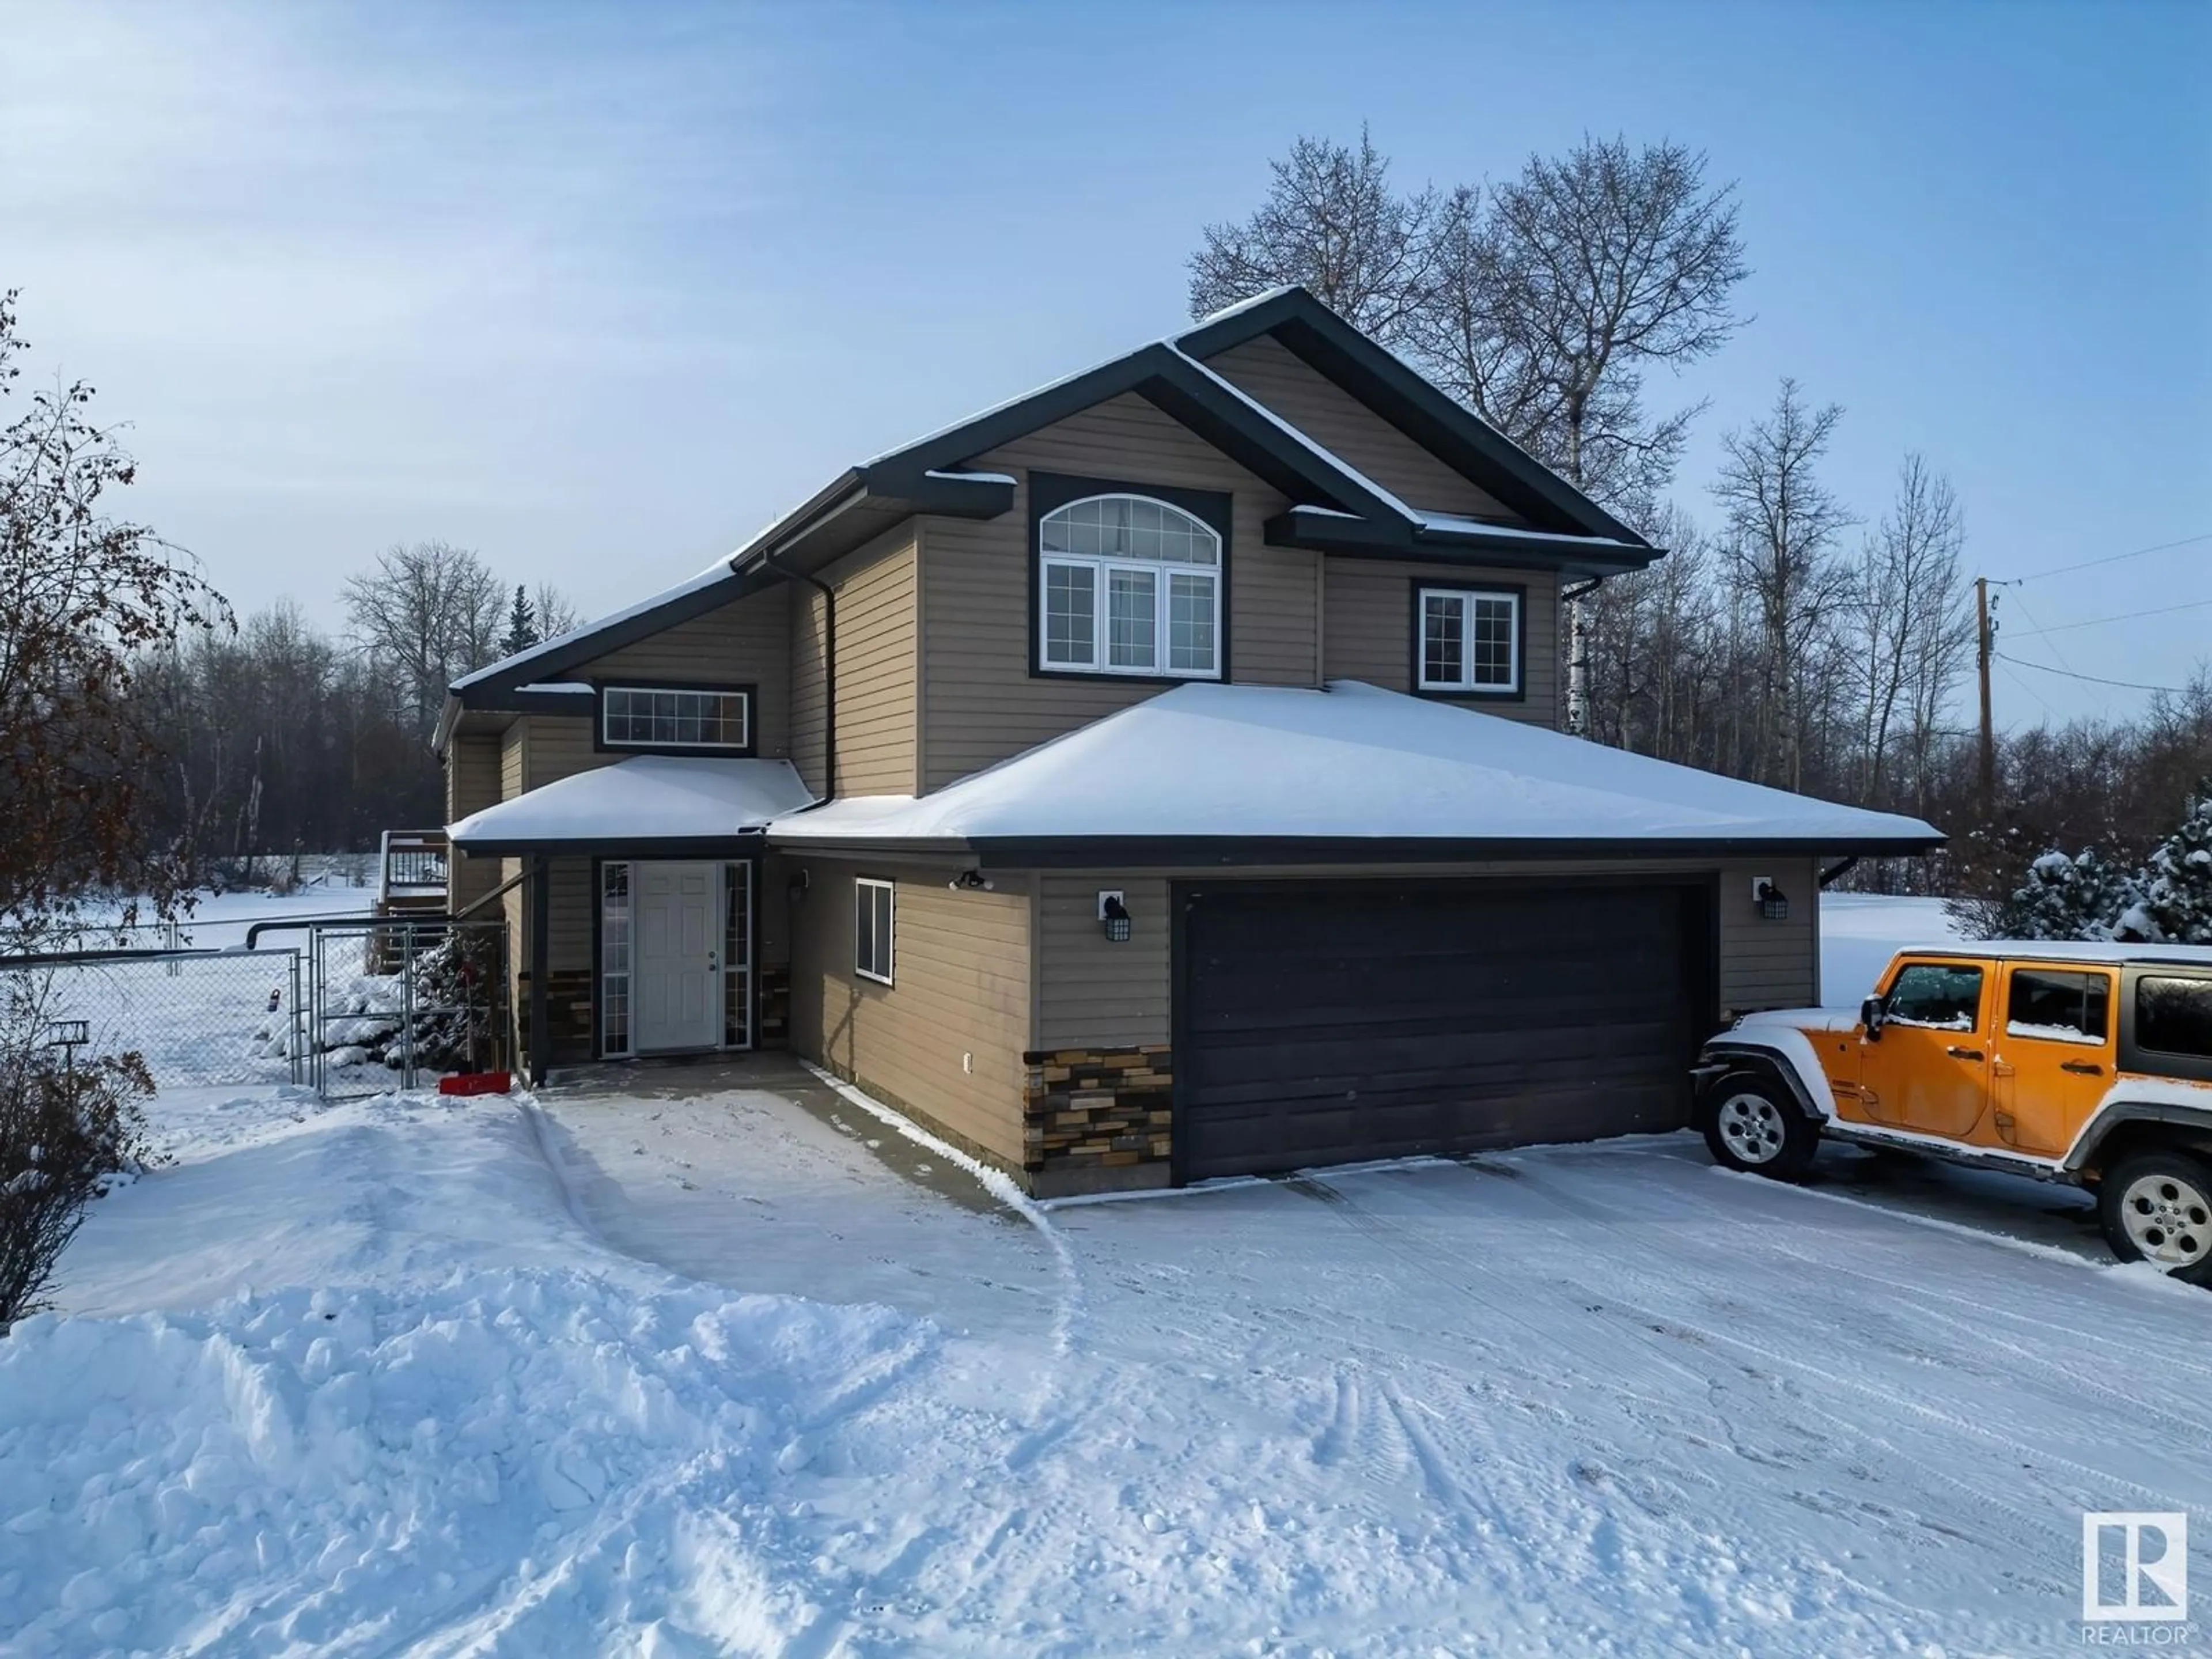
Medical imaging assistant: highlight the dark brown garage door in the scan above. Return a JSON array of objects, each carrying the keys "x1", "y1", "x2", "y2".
[{"x1": 1177, "y1": 880, "x2": 1710, "y2": 1181}]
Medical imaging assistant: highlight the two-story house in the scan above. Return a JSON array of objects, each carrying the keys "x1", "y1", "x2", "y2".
[{"x1": 438, "y1": 286, "x2": 1941, "y2": 1197}]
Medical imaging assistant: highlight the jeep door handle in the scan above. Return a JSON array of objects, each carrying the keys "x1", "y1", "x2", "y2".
[
  {"x1": 2060, "y1": 1059, "x2": 2103, "y2": 1075},
  {"x1": 1946, "y1": 1046, "x2": 1983, "y2": 1061}
]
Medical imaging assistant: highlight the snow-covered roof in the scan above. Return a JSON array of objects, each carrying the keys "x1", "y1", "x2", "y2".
[
  {"x1": 450, "y1": 565, "x2": 736, "y2": 693},
  {"x1": 1416, "y1": 510, "x2": 1647, "y2": 553},
  {"x1": 449, "y1": 756, "x2": 815, "y2": 851},
  {"x1": 768, "y1": 681, "x2": 1943, "y2": 851}
]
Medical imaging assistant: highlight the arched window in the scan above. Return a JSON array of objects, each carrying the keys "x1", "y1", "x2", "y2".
[{"x1": 1037, "y1": 494, "x2": 1222, "y2": 678}]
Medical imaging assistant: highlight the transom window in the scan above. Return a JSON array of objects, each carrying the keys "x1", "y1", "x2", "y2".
[
  {"x1": 1417, "y1": 587, "x2": 1521, "y2": 694},
  {"x1": 1038, "y1": 494, "x2": 1222, "y2": 679},
  {"x1": 602, "y1": 685, "x2": 749, "y2": 750}
]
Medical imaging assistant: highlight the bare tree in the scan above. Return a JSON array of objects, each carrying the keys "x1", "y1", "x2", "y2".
[
  {"x1": 1712, "y1": 379, "x2": 1857, "y2": 791},
  {"x1": 531, "y1": 583, "x2": 580, "y2": 642},
  {"x1": 342, "y1": 540, "x2": 503, "y2": 748},
  {"x1": 1187, "y1": 127, "x2": 1447, "y2": 341},
  {"x1": 0, "y1": 291, "x2": 230, "y2": 949},
  {"x1": 1847, "y1": 455, "x2": 1972, "y2": 809}
]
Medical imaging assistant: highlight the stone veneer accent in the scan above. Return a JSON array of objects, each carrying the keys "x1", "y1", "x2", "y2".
[
  {"x1": 755, "y1": 965, "x2": 791, "y2": 1048},
  {"x1": 1022, "y1": 1045, "x2": 1173, "y2": 1177}
]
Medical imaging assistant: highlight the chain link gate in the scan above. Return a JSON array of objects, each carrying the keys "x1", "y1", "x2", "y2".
[{"x1": 307, "y1": 918, "x2": 510, "y2": 1101}]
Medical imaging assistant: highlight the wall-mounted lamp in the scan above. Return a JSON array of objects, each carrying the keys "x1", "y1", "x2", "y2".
[
  {"x1": 1752, "y1": 876, "x2": 1790, "y2": 922},
  {"x1": 1098, "y1": 890, "x2": 1131, "y2": 944},
  {"x1": 787, "y1": 869, "x2": 810, "y2": 903},
  {"x1": 949, "y1": 869, "x2": 994, "y2": 892}
]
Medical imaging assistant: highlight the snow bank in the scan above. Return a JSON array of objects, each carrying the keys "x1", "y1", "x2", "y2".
[{"x1": 0, "y1": 1274, "x2": 916, "y2": 1656}]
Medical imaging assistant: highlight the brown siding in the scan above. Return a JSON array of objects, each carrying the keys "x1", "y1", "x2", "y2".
[
  {"x1": 1323, "y1": 556, "x2": 1562, "y2": 728},
  {"x1": 816, "y1": 528, "x2": 920, "y2": 797},
  {"x1": 789, "y1": 860, "x2": 1033, "y2": 1169},
  {"x1": 790, "y1": 582, "x2": 828, "y2": 795},
  {"x1": 577, "y1": 585, "x2": 793, "y2": 759},
  {"x1": 1036, "y1": 859, "x2": 1824, "y2": 1050},
  {"x1": 445, "y1": 732, "x2": 503, "y2": 914},
  {"x1": 1207, "y1": 335, "x2": 1515, "y2": 518},
  {"x1": 921, "y1": 393, "x2": 1319, "y2": 790}
]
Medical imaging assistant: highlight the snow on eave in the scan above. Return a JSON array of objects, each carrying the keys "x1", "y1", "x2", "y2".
[
  {"x1": 1185, "y1": 283, "x2": 1305, "y2": 329},
  {"x1": 1165, "y1": 345, "x2": 1416, "y2": 521},
  {"x1": 514, "y1": 681, "x2": 593, "y2": 696},
  {"x1": 450, "y1": 565, "x2": 737, "y2": 692},
  {"x1": 449, "y1": 754, "x2": 816, "y2": 847},
  {"x1": 925, "y1": 469, "x2": 1017, "y2": 486},
  {"x1": 1416, "y1": 510, "x2": 1646, "y2": 552},
  {"x1": 767, "y1": 680, "x2": 1944, "y2": 849}
]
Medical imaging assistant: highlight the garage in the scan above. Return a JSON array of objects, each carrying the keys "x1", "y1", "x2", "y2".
[{"x1": 1175, "y1": 879, "x2": 1715, "y2": 1181}]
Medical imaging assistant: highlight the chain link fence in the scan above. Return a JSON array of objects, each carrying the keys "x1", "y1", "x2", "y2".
[
  {"x1": 0, "y1": 949, "x2": 305, "y2": 1092},
  {"x1": 1, "y1": 917, "x2": 509, "y2": 1101}
]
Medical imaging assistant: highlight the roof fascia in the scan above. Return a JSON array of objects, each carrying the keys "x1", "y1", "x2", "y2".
[
  {"x1": 1264, "y1": 509, "x2": 1660, "y2": 576},
  {"x1": 766, "y1": 832, "x2": 1946, "y2": 865},
  {"x1": 1179, "y1": 290, "x2": 1649, "y2": 547},
  {"x1": 450, "y1": 831, "x2": 771, "y2": 858}
]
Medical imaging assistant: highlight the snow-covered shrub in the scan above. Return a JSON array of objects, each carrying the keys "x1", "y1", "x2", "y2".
[
  {"x1": 0, "y1": 1010, "x2": 158, "y2": 1330},
  {"x1": 397, "y1": 930, "x2": 501, "y2": 1073},
  {"x1": 1990, "y1": 847, "x2": 2140, "y2": 941},
  {"x1": 2118, "y1": 787, "x2": 2212, "y2": 943}
]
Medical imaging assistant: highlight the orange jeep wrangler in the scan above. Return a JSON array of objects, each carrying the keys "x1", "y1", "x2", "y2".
[{"x1": 1693, "y1": 943, "x2": 2212, "y2": 1283}]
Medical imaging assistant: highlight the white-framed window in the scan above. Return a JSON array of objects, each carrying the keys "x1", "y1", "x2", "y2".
[
  {"x1": 1416, "y1": 587, "x2": 1521, "y2": 694},
  {"x1": 600, "y1": 860, "x2": 632, "y2": 1057},
  {"x1": 855, "y1": 877, "x2": 895, "y2": 986},
  {"x1": 602, "y1": 685, "x2": 750, "y2": 749},
  {"x1": 1038, "y1": 494, "x2": 1221, "y2": 678}
]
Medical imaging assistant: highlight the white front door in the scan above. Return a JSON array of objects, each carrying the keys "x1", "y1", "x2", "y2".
[{"x1": 634, "y1": 862, "x2": 718, "y2": 1052}]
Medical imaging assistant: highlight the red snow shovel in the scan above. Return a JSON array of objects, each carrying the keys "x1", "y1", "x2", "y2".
[{"x1": 438, "y1": 1071, "x2": 513, "y2": 1097}]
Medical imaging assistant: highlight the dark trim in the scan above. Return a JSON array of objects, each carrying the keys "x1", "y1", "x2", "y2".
[
  {"x1": 505, "y1": 686, "x2": 599, "y2": 717},
  {"x1": 2066, "y1": 1101, "x2": 2212, "y2": 1172},
  {"x1": 1026, "y1": 472, "x2": 1234, "y2": 686},
  {"x1": 589, "y1": 677, "x2": 759, "y2": 759},
  {"x1": 452, "y1": 565, "x2": 786, "y2": 709},
  {"x1": 768, "y1": 832, "x2": 1948, "y2": 866},
  {"x1": 1819, "y1": 855, "x2": 1861, "y2": 889},
  {"x1": 1264, "y1": 507, "x2": 1657, "y2": 577},
  {"x1": 1169, "y1": 878, "x2": 1194, "y2": 1188},
  {"x1": 454, "y1": 831, "x2": 770, "y2": 858},
  {"x1": 1178, "y1": 291, "x2": 1648, "y2": 547},
  {"x1": 528, "y1": 853, "x2": 550, "y2": 1085},
  {"x1": 1407, "y1": 579, "x2": 1528, "y2": 704}
]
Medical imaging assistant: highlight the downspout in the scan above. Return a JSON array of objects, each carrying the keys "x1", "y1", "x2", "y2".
[
  {"x1": 1562, "y1": 576, "x2": 1604, "y2": 738},
  {"x1": 756, "y1": 548, "x2": 836, "y2": 806}
]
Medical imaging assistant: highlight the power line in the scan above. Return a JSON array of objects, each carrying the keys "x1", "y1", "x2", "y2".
[
  {"x1": 1994, "y1": 650, "x2": 2188, "y2": 695},
  {"x1": 2005, "y1": 593, "x2": 2212, "y2": 639},
  {"x1": 1999, "y1": 530, "x2": 2212, "y2": 586},
  {"x1": 1993, "y1": 657, "x2": 2055, "y2": 720}
]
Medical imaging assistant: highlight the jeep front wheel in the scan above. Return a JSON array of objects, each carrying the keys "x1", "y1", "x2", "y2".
[
  {"x1": 2100, "y1": 1150, "x2": 2212, "y2": 1286},
  {"x1": 1700, "y1": 1074, "x2": 1820, "y2": 1180}
]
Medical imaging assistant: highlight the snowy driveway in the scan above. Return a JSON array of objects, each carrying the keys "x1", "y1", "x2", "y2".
[
  {"x1": 528, "y1": 1063, "x2": 2212, "y2": 1657},
  {"x1": 9, "y1": 1052, "x2": 2208, "y2": 1657}
]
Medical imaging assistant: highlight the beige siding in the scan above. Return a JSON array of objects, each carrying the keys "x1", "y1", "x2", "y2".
[
  {"x1": 790, "y1": 582, "x2": 828, "y2": 794},
  {"x1": 1718, "y1": 855, "x2": 1821, "y2": 1013},
  {"x1": 921, "y1": 393, "x2": 1319, "y2": 790},
  {"x1": 1324, "y1": 556, "x2": 1562, "y2": 727},
  {"x1": 811, "y1": 528, "x2": 920, "y2": 797},
  {"x1": 1036, "y1": 860, "x2": 1824, "y2": 1050},
  {"x1": 789, "y1": 860, "x2": 1033, "y2": 1168},
  {"x1": 445, "y1": 732, "x2": 503, "y2": 914},
  {"x1": 577, "y1": 585, "x2": 793, "y2": 758},
  {"x1": 1208, "y1": 335, "x2": 1514, "y2": 518}
]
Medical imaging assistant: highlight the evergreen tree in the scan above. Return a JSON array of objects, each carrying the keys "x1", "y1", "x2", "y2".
[
  {"x1": 1993, "y1": 849, "x2": 2131, "y2": 940},
  {"x1": 2120, "y1": 786, "x2": 2212, "y2": 943},
  {"x1": 499, "y1": 584, "x2": 537, "y2": 658}
]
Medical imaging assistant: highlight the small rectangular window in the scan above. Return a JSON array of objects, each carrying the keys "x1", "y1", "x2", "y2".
[
  {"x1": 2005, "y1": 968, "x2": 2110, "y2": 1044},
  {"x1": 2137, "y1": 976, "x2": 2212, "y2": 1058},
  {"x1": 602, "y1": 686, "x2": 750, "y2": 751},
  {"x1": 1416, "y1": 587, "x2": 1520, "y2": 694},
  {"x1": 855, "y1": 877, "x2": 895, "y2": 986}
]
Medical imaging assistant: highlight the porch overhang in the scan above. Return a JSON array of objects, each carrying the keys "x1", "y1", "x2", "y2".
[{"x1": 449, "y1": 755, "x2": 816, "y2": 857}]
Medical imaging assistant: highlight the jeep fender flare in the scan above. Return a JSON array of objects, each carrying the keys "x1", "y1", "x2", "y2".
[
  {"x1": 2062, "y1": 1098, "x2": 2212, "y2": 1174},
  {"x1": 1698, "y1": 1037, "x2": 1835, "y2": 1125}
]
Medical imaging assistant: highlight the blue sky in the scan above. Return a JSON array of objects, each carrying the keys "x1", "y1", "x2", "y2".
[{"x1": 6, "y1": 0, "x2": 2207, "y2": 727}]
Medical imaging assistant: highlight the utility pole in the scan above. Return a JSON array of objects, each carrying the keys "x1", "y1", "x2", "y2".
[{"x1": 1975, "y1": 575, "x2": 1995, "y2": 821}]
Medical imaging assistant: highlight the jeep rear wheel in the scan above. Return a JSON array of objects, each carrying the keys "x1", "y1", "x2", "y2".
[
  {"x1": 1700, "y1": 1073, "x2": 1820, "y2": 1180},
  {"x1": 2099, "y1": 1150, "x2": 2212, "y2": 1286}
]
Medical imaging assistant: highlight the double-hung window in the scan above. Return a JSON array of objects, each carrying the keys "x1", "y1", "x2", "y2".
[
  {"x1": 1038, "y1": 494, "x2": 1221, "y2": 678},
  {"x1": 855, "y1": 877, "x2": 895, "y2": 986},
  {"x1": 602, "y1": 685, "x2": 751, "y2": 750},
  {"x1": 1416, "y1": 587, "x2": 1521, "y2": 695}
]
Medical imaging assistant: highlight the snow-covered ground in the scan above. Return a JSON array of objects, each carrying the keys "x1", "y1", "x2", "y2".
[{"x1": 5, "y1": 894, "x2": 2207, "y2": 1657}]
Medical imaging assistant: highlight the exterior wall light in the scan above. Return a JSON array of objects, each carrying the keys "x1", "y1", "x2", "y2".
[
  {"x1": 1099, "y1": 891, "x2": 1132, "y2": 944},
  {"x1": 950, "y1": 869, "x2": 994, "y2": 892},
  {"x1": 1752, "y1": 876, "x2": 1790, "y2": 922}
]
